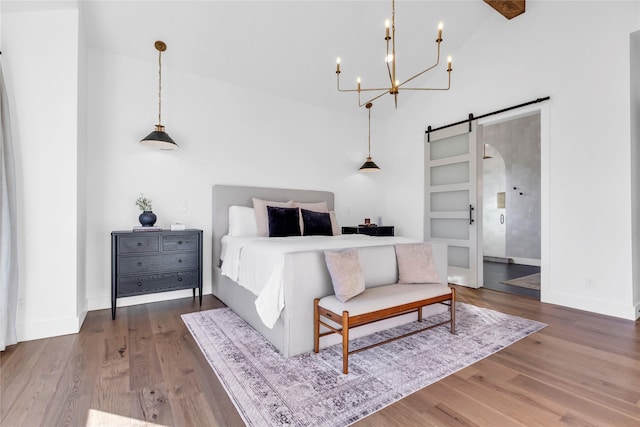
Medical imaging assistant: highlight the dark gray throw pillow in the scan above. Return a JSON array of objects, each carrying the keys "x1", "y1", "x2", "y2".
[
  {"x1": 301, "y1": 208, "x2": 333, "y2": 236},
  {"x1": 267, "y1": 206, "x2": 301, "y2": 237}
]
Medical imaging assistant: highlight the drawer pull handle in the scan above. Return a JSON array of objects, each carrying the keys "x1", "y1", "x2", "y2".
[
  {"x1": 137, "y1": 282, "x2": 142, "y2": 287},
  {"x1": 137, "y1": 262, "x2": 142, "y2": 267},
  {"x1": 178, "y1": 259, "x2": 182, "y2": 263},
  {"x1": 178, "y1": 278, "x2": 183, "y2": 282},
  {"x1": 137, "y1": 242, "x2": 142, "y2": 247},
  {"x1": 178, "y1": 241, "x2": 183, "y2": 245}
]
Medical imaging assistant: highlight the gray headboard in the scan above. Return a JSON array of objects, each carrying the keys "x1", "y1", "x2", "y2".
[{"x1": 212, "y1": 185, "x2": 335, "y2": 267}]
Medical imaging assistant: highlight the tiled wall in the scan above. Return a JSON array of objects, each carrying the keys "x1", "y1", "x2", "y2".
[{"x1": 482, "y1": 113, "x2": 541, "y2": 261}]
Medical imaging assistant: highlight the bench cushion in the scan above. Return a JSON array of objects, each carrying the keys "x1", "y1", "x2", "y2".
[{"x1": 318, "y1": 283, "x2": 452, "y2": 317}]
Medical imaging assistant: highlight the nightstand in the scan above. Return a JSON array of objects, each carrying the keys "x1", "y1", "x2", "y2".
[
  {"x1": 341, "y1": 225, "x2": 395, "y2": 236},
  {"x1": 111, "y1": 229, "x2": 203, "y2": 319}
]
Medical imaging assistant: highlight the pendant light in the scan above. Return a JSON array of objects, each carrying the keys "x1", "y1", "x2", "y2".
[
  {"x1": 141, "y1": 40, "x2": 177, "y2": 149},
  {"x1": 359, "y1": 102, "x2": 381, "y2": 172}
]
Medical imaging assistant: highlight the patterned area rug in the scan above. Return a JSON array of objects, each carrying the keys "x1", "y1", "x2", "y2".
[
  {"x1": 182, "y1": 303, "x2": 546, "y2": 427},
  {"x1": 501, "y1": 273, "x2": 541, "y2": 290}
]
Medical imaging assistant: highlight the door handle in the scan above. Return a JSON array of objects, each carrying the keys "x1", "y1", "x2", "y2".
[
  {"x1": 469, "y1": 204, "x2": 475, "y2": 225},
  {"x1": 500, "y1": 214, "x2": 505, "y2": 224}
]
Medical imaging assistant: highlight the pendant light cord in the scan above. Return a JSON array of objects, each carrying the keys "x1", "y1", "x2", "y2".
[
  {"x1": 366, "y1": 102, "x2": 373, "y2": 157},
  {"x1": 368, "y1": 107, "x2": 371, "y2": 156},
  {"x1": 157, "y1": 49, "x2": 162, "y2": 126}
]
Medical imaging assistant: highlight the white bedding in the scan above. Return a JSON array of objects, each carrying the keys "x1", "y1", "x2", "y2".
[{"x1": 220, "y1": 234, "x2": 416, "y2": 328}]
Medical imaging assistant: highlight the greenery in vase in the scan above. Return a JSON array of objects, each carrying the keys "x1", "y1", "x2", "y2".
[{"x1": 135, "y1": 194, "x2": 153, "y2": 211}]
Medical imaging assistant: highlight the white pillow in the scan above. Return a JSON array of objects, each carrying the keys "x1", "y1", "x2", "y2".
[
  {"x1": 294, "y1": 201, "x2": 329, "y2": 212},
  {"x1": 324, "y1": 248, "x2": 365, "y2": 302},
  {"x1": 329, "y1": 211, "x2": 341, "y2": 236},
  {"x1": 394, "y1": 243, "x2": 440, "y2": 284},
  {"x1": 228, "y1": 205, "x2": 258, "y2": 237}
]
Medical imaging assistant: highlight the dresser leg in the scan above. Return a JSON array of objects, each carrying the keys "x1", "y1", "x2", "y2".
[{"x1": 111, "y1": 303, "x2": 116, "y2": 320}]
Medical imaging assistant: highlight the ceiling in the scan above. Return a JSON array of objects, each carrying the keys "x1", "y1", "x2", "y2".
[{"x1": 6, "y1": 1, "x2": 499, "y2": 114}]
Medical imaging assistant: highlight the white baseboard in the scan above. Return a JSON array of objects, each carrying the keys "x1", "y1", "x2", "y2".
[
  {"x1": 511, "y1": 257, "x2": 541, "y2": 267},
  {"x1": 543, "y1": 290, "x2": 638, "y2": 321},
  {"x1": 17, "y1": 315, "x2": 82, "y2": 342},
  {"x1": 88, "y1": 283, "x2": 212, "y2": 313}
]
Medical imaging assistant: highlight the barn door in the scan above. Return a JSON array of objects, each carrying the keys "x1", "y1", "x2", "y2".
[{"x1": 424, "y1": 122, "x2": 481, "y2": 287}]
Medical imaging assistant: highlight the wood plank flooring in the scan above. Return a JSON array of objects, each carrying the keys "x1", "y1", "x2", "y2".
[{"x1": 1, "y1": 287, "x2": 639, "y2": 426}]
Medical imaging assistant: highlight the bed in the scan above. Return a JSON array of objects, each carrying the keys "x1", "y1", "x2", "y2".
[{"x1": 212, "y1": 184, "x2": 448, "y2": 357}]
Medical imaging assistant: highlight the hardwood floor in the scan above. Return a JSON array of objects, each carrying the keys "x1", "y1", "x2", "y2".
[{"x1": 2, "y1": 287, "x2": 639, "y2": 426}]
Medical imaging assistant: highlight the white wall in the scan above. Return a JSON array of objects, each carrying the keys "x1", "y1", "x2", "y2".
[
  {"x1": 631, "y1": 30, "x2": 640, "y2": 319},
  {"x1": 2, "y1": 6, "x2": 85, "y2": 339},
  {"x1": 84, "y1": 49, "x2": 386, "y2": 311},
  {"x1": 384, "y1": 1, "x2": 639, "y2": 320}
]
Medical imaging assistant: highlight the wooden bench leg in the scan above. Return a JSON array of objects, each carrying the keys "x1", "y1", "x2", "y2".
[
  {"x1": 450, "y1": 287, "x2": 456, "y2": 334},
  {"x1": 314, "y1": 298, "x2": 320, "y2": 353},
  {"x1": 342, "y1": 310, "x2": 349, "y2": 374}
]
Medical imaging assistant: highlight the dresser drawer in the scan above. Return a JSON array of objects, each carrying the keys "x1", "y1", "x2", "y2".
[
  {"x1": 117, "y1": 270, "x2": 199, "y2": 297},
  {"x1": 118, "y1": 253, "x2": 198, "y2": 274},
  {"x1": 118, "y1": 235, "x2": 160, "y2": 254},
  {"x1": 162, "y1": 234, "x2": 198, "y2": 252}
]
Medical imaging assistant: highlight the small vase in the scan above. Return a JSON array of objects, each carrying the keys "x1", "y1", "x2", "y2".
[{"x1": 139, "y1": 211, "x2": 157, "y2": 227}]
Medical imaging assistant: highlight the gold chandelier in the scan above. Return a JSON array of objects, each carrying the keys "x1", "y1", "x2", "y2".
[{"x1": 335, "y1": 0, "x2": 453, "y2": 108}]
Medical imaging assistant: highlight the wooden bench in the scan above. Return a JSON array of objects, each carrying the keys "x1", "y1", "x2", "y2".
[{"x1": 314, "y1": 283, "x2": 455, "y2": 374}]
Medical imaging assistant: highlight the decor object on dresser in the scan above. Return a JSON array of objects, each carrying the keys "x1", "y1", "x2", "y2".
[
  {"x1": 140, "y1": 40, "x2": 177, "y2": 149},
  {"x1": 335, "y1": 0, "x2": 453, "y2": 108},
  {"x1": 111, "y1": 229, "x2": 202, "y2": 319},
  {"x1": 182, "y1": 303, "x2": 546, "y2": 427},
  {"x1": 359, "y1": 102, "x2": 380, "y2": 172},
  {"x1": 342, "y1": 225, "x2": 394, "y2": 236},
  {"x1": 135, "y1": 193, "x2": 157, "y2": 227}
]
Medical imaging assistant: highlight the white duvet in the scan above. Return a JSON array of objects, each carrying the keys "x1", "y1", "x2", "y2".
[{"x1": 220, "y1": 234, "x2": 415, "y2": 328}]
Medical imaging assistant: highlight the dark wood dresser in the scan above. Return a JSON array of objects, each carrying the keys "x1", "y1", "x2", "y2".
[{"x1": 111, "y1": 229, "x2": 203, "y2": 319}]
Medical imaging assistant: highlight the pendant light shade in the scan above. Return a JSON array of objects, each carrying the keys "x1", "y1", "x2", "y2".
[
  {"x1": 359, "y1": 156, "x2": 380, "y2": 172},
  {"x1": 141, "y1": 40, "x2": 178, "y2": 150},
  {"x1": 359, "y1": 102, "x2": 380, "y2": 172},
  {"x1": 141, "y1": 125, "x2": 177, "y2": 149}
]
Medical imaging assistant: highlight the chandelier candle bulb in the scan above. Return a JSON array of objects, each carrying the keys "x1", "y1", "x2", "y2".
[
  {"x1": 336, "y1": 57, "x2": 341, "y2": 73},
  {"x1": 447, "y1": 55, "x2": 452, "y2": 71},
  {"x1": 438, "y1": 22, "x2": 443, "y2": 41},
  {"x1": 385, "y1": 19, "x2": 390, "y2": 39},
  {"x1": 357, "y1": 77, "x2": 361, "y2": 91}
]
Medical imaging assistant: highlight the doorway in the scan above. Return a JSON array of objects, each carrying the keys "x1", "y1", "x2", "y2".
[
  {"x1": 480, "y1": 112, "x2": 541, "y2": 299},
  {"x1": 424, "y1": 102, "x2": 548, "y2": 299}
]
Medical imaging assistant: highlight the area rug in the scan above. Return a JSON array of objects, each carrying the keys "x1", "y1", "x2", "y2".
[
  {"x1": 182, "y1": 303, "x2": 546, "y2": 427},
  {"x1": 500, "y1": 273, "x2": 541, "y2": 290}
]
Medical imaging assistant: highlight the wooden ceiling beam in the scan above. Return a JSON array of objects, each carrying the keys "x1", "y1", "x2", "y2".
[{"x1": 483, "y1": 0, "x2": 526, "y2": 20}]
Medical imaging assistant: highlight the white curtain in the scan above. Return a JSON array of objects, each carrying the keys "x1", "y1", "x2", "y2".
[{"x1": 0, "y1": 61, "x2": 18, "y2": 351}]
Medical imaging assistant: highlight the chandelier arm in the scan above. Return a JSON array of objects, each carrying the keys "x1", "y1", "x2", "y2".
[
  {"x1": 397, "y1": 44, "x2": 441, "y2": 88},
  {"x1": 338, "y1": 73, "x2": 390, "y2": 93},
  {"x1": 399, "y1": 68, "x2": 451, "y2": 91},
  {"x1": 361, "y1": 90, "x2": 391, "y2": 107},
  {"x1": 339, "y1": 87, "x2": 392, "y2": 93},
  {"x1": 385, "y1": 38, "x2": 394, "y2": 87}
]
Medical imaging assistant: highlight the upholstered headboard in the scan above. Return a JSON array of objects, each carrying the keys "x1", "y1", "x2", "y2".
[{"x1": 212, "y1": 184, "x2": 335, "y2": 267}]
